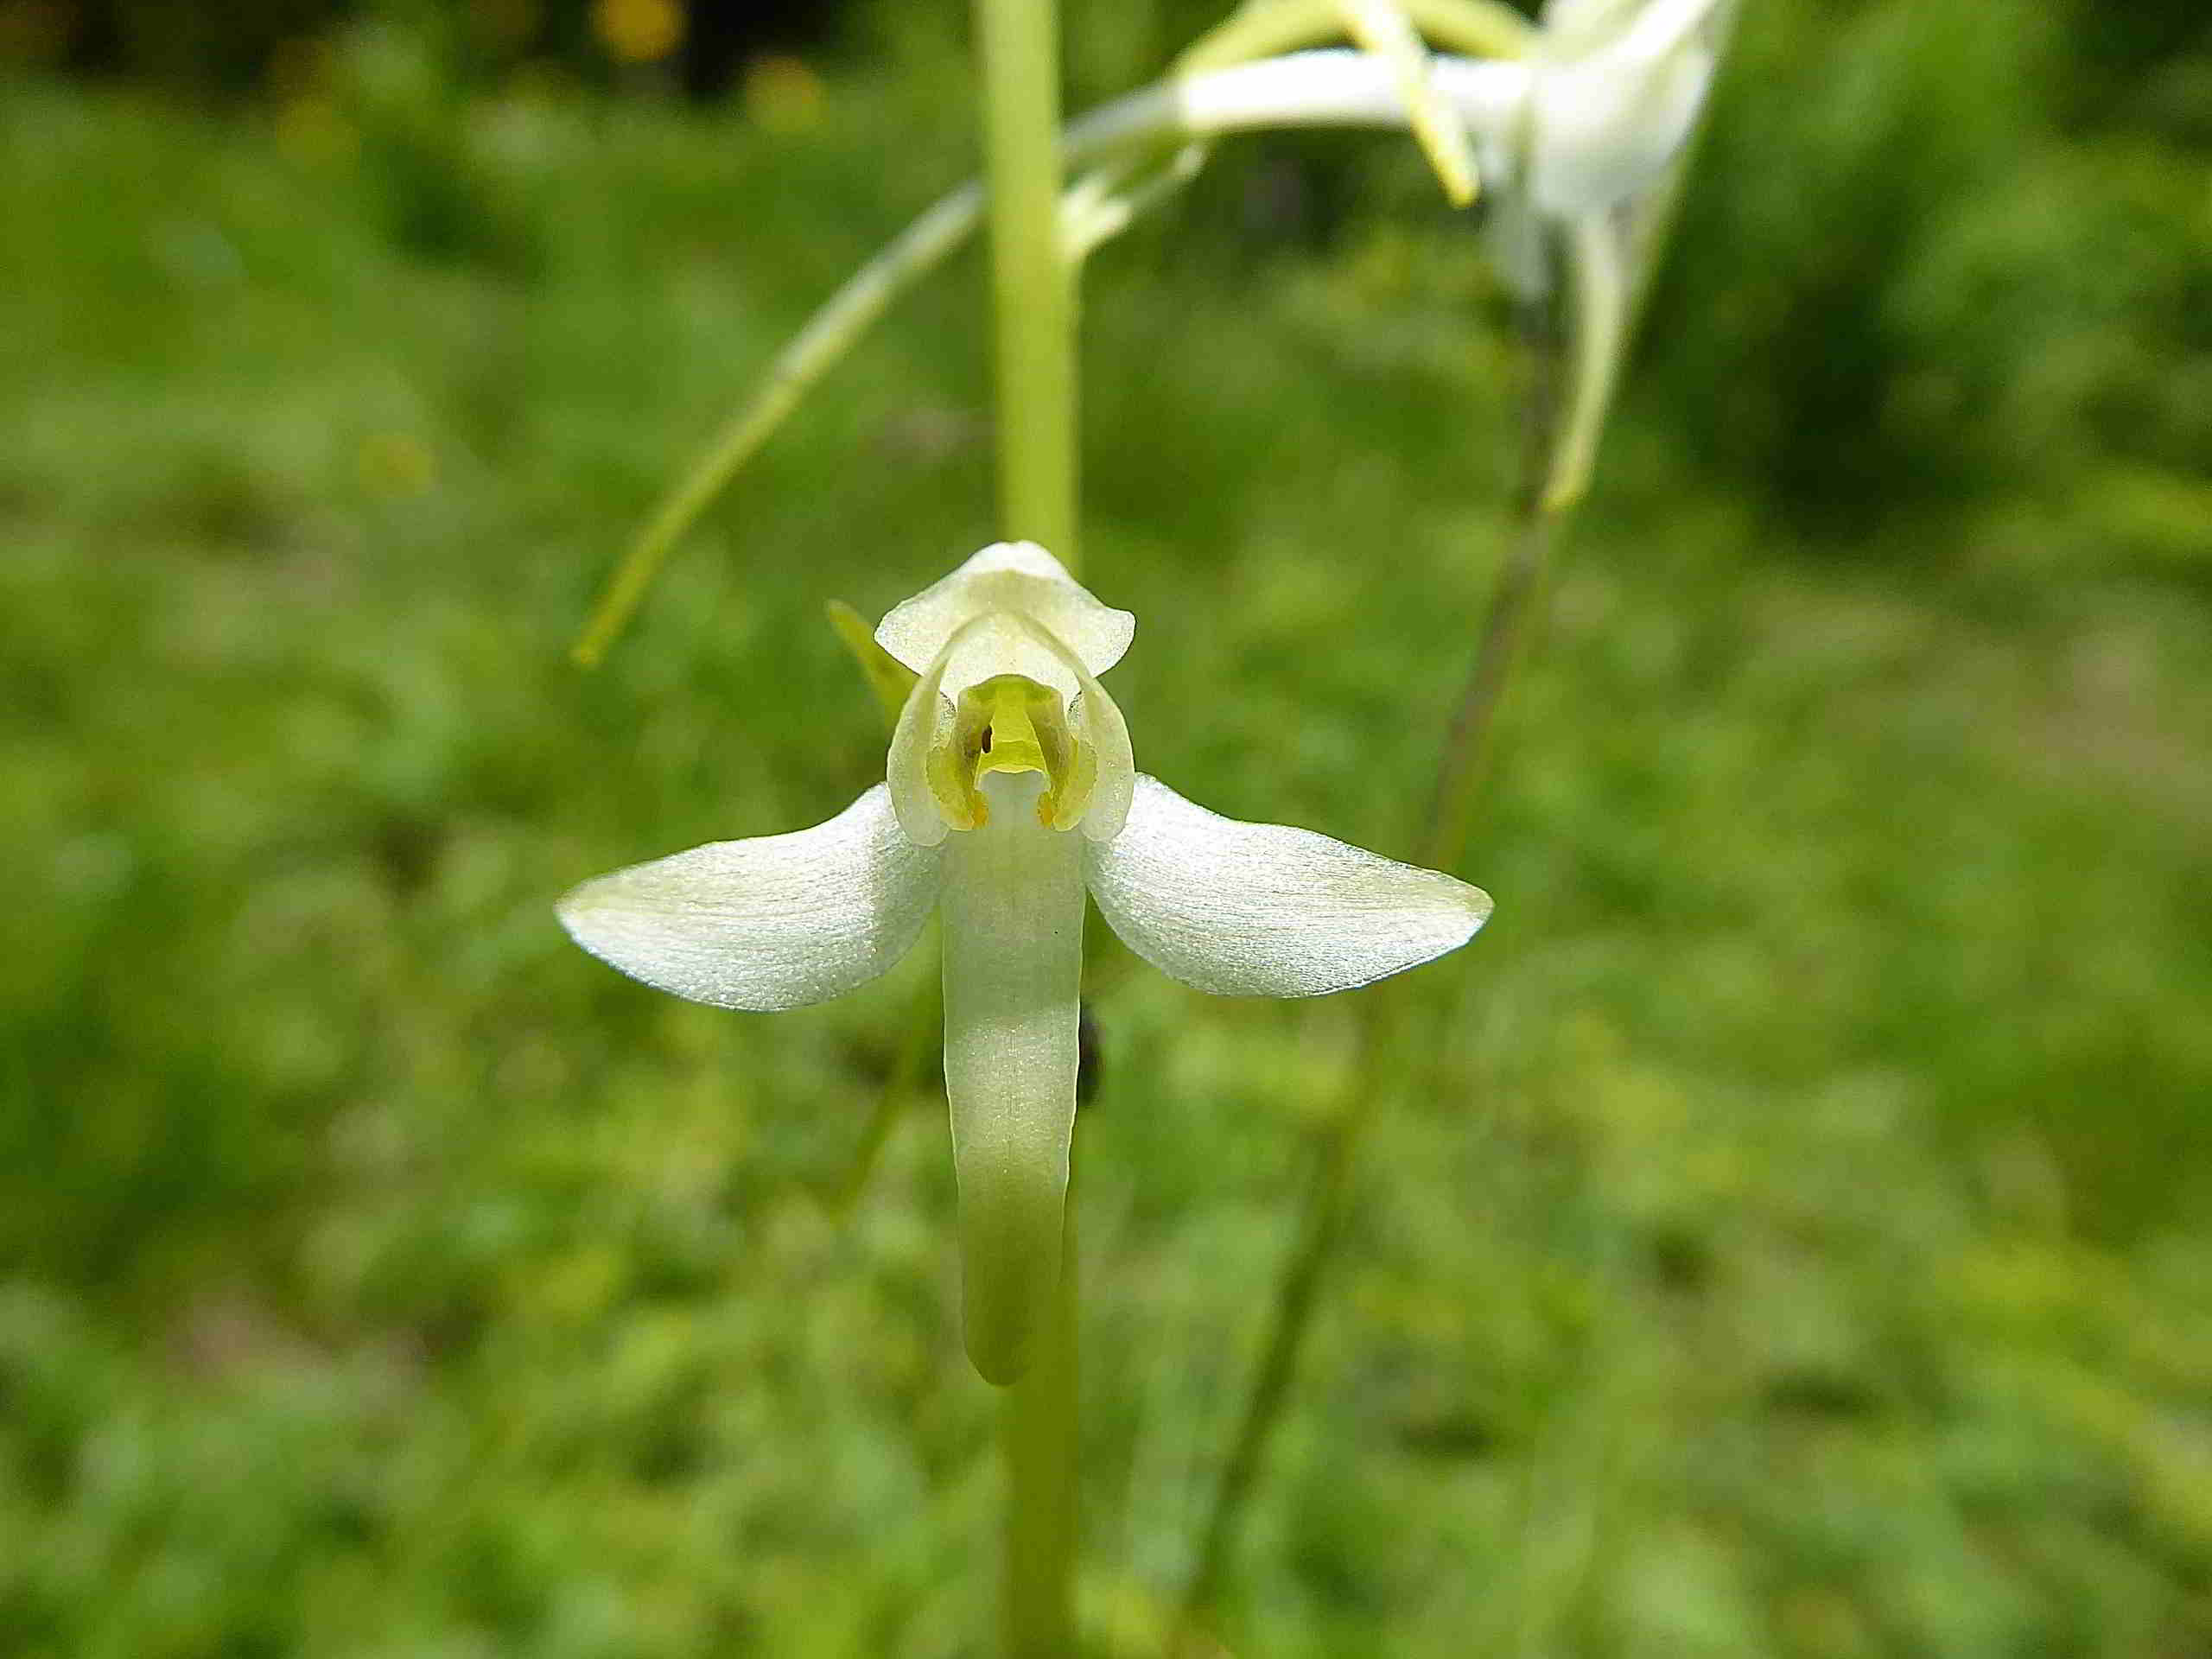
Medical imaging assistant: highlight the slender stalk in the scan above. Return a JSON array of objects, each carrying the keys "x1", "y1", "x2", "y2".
[
  {"x1": 1179, "y1": 279, "x2": 1567, "y2": 1641},
  {"x1": 1426, "y1": 287, "x2": 1567, "y2": 872},
  {"x1": 975, "y1": 0, "x2": 1079, "y2": 566},
  {"x1": 971, "y1": 8, "x2": 1080, "y2": 1647},
  {"x1": 1175, "y1": 999, "x2": 1384, "y2": 1636},
  {"x1": 1002, "y1": 1163, "x2": 1079, "y2": 1658}
]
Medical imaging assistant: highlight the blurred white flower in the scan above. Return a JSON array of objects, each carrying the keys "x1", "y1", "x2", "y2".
[
  {"x1": 1488, "y1": 0, "x2": 1736, "y2": 504},
  {"x1": 1520, "y1": 0, "x2": 1724, "y2": 221},
  {"x1": 560, "y1": 543, "x2": 1492, "y2": 1382},
  {"x1": 1077, "y1": 3, "x2": 1732, "y2": 501},
  {"x1": 1126, "y1": 0, "x2": 1729, "y2": 499}
]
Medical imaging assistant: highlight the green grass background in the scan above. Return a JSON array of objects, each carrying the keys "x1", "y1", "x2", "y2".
[{"x1": 3, "y1": 2, "x2": 2209, "y2": 1654}]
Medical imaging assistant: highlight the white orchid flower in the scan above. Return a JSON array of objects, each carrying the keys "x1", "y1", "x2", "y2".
[{"x1": 560, "y1": 543, "x2": 1492, "y2": 1383}]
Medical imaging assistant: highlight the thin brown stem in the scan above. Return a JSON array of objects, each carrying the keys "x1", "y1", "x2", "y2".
[
  {"x1": 1424, "y1": 292, "x2": 1564, "y2": 868},
  {"x1": 1177, "y1": 987, "x2": 1408, "y2": 1643},
  {"x1": 1179, "y1": 274, "x2": 1567, "y2": 1643}
]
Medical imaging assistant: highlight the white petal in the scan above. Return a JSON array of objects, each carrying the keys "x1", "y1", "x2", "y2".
[
  {"x1": 1155, "y1": 52, "x2": 1526, "y2": 145},
  {"x1": 1542, "y1": 0, "x2": 1720, "y2": 60},
  {"x1": 874, "y1": 542, "x2": 1135, "y2": 697},
  {"x1": 558, "y1": 785, "x2": 941, "y2": 1012},
  {"x1": 1065, "y1": 688, "x2": 1134, "y2": 842},
  {"x1": 1084, "y1": 776, "x2": 1492, "y2": 998},
  {"x1": 1540, "y1": 0, "x2": 1643, "y2": 50},
  {"x1": 1530, "y1": 0, "x2": 1718, "y2": 217}
]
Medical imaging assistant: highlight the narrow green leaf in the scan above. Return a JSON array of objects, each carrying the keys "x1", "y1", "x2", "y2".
[{"x1": 827, "y1": 598, "x2": 921, "y2": 732}]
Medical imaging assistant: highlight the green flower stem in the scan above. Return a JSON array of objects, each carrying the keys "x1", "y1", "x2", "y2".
[
  {"x1": 972, "y1": 3, "x2": 1080, "y2": 1650},
  {"x1": 1181, "y1": 289, "x2": 1566, "y2": 1637},
  {"x1": 975, "y1": 0, "x2": 1078, "y2": 568},
  {"x1": 1001, "y1": 1160, "x2": 1079, "y2": 1658}
]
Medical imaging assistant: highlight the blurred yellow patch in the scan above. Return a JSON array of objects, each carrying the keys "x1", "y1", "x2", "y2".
[
  {"x1": 275, "y1": 95, "x2": 358, "y2": 168},
  {"x1": 744, "y1": 55, "x2": 823, "y2": 133},
  {"x1": 358, "y1": 434, "x2": 436, "y2": 500},
  {"x1": 592, "y1": 0, "x2": 683, "y2": 66}
]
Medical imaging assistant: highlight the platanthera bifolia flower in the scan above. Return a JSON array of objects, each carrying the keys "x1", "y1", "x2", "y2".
[{"x1": 559, "y1": 544, "x2": 1492, "y2": 1383}]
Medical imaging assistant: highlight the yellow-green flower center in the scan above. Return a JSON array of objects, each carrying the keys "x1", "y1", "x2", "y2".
[{"x1": 928, "y1": 673, "x2": 1097, "y2": 831}]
